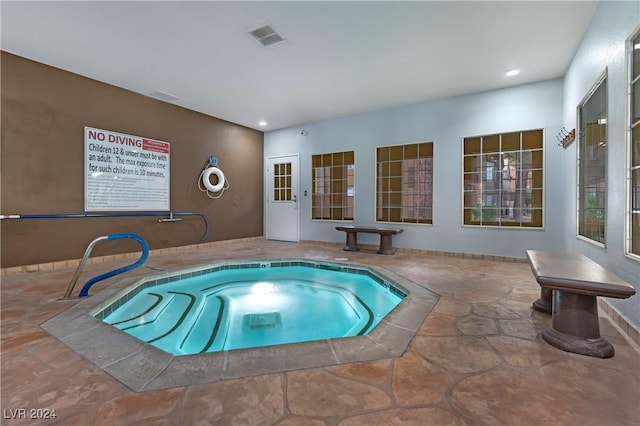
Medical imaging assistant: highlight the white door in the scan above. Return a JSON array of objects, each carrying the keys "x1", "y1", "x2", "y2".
[{"x1": 266, "y1": 155, "x2": 299, "y2": 242}]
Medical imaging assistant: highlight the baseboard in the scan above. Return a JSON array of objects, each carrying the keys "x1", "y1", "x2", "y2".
[
  {"x1": 300, "y1": 239, "x2": 528, "y2": 263},
  {"x1": 1, "y1": 236, "x2": 265, "y2": 276}
]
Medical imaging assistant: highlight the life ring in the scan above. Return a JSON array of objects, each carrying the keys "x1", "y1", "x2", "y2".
[{"x1": 202, "y1": 167, "x2": 225, "y2": 192}]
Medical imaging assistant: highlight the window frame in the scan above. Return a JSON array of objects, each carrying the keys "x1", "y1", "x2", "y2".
[
  {"x1": 310, "y1": 150, "x2": 355, "y2": 222},
  {"x1": 576, "y1": 70, "x2": 608, "y2": 247},
  {"x1": 626, "y1": 26, "x2": 640, "y2": 260},
  {"x1": 461, "y1": 129, "x2": 544, "y2": 228},
  {"x1": 375, "y1": 141, "x2": 434, "y2": 225}
]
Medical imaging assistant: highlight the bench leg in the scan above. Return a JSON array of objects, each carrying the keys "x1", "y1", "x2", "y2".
[
  {"x1": 532, "y1": 287, "x2": 552, "y2": 314},
  {"x1": 343, "y1": 232, "x2": 359, "y2": 252},
  {"x1": 377, "y1": 234, "x2": 396, "y2": 255},
  {"x1": 541, "y1": 290, "x2": 614, "y2": 358}
]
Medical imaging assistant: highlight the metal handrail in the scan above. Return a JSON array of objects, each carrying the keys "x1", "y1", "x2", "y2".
[
  {"x1": 63, "y1": 233, "x2": 149, "y2": 298},
  {"x1": 0, "y1": 211, "x2": 212, "y2": 241}
]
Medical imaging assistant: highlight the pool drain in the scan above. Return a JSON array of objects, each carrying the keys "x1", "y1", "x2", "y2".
[{"x1": 245, "y1": 312, "x2": 280, "y2": 328}]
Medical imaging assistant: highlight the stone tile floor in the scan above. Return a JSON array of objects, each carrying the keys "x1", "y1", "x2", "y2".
[{"x1": 1, "y1": 240, "x2": 639, "y2": 425}]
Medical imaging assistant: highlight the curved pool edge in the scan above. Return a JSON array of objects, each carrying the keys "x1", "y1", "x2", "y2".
[{"x1": 40, "y1": 258, "x2": 439, "y2": 392}]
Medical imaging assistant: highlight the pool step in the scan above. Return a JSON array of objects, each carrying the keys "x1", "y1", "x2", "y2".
[
  {"x1": 105, "y1": 292, "x2": 169, "y2": 326},
  {"x1": 178, "y1": 295, "x2": 228, "y2": 354},
  {"x1": 122, "y1": 293, "x2": 194, "y2": 343}
]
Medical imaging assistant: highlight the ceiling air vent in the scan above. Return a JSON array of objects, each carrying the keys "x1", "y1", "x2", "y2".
[{"x1": 247, "y1": 23, "x2": 285, "y2": 47}]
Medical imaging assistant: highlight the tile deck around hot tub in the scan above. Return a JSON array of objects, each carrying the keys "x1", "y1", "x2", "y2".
[{"x1": 41, "y1": 259, "x2": 438, "y2": 391}]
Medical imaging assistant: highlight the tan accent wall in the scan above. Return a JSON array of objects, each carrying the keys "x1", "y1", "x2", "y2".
[{"x1": 1, "y1": 52, "x2": 264, "y2": 267}]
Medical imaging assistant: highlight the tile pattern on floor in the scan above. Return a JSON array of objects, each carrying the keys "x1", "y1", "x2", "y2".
[{"x1": 1, "y1": 240, "x2": 639, "y2": 425}]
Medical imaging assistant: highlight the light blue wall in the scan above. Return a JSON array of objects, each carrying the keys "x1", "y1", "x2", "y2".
[
  {"x1": 562, "y1": 0, "x2": 640, "y2": 329},
  {"x1": 265, "y1": 79, "x2": 565, "y2": 258}
]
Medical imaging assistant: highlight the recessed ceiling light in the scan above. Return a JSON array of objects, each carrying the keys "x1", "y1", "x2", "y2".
[
  {"x1": 259, "y1": 121, "x2": 268, "y2": 126},
  {"x1": 505, "y1": 69, "x2": 520, "y2": 77},
  {"x1": 635, "y1": 43, "x2": 640, "y2": 50}
]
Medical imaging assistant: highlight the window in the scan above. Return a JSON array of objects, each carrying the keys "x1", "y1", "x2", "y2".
[
  {"x1": 578, "y1": 74, "x2": 607, "y2": 244},
  {"x1": 376, "y1": 142, "x2": 433, "y2": 224},
  {"x1": 463, "y1": 130, "x2": 543, "y2": 227},
  {"x1": 629, "y1": 30, "x2": 640, "y2": 256},
  {"x1": 311, "y1": 151, "x2": 354, "y2": 220}
]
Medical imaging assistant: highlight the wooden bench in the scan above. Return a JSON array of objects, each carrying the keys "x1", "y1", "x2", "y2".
[
  {"x1": 526, "y1": 250, "x2": 636, "y2": 358},
  {"x1": 335, "y1": 226, "x2": 403, "y2": 255}
]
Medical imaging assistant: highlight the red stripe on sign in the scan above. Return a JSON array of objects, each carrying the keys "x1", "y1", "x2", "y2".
[{"x1": 143, "y1": 139, "x2": 170, "y2": 153}]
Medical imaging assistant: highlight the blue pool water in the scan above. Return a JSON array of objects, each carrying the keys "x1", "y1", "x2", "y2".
[{"x1": 99, "y1": 262, "x2": 404, "y2": 355}]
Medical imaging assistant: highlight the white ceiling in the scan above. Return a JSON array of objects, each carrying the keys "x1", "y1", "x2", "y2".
[{"x1": 1, "y1": 1, "x2": 598, "y2": 131}]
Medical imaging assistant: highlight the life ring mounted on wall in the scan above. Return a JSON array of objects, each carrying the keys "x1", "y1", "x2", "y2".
[
  {"x1": 198, "y1": 156, "x2": 229, "y2": 198},
  {"x1": 202, "y1": 166, "x2": 225, "y2": 192}
]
